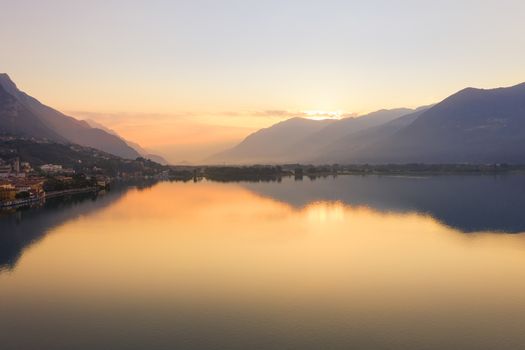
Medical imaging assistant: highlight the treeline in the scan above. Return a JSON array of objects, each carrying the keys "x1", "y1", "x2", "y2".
[
  {"x1": 339, "y1": 163, "x2": 525, "y2": 175},
  {"x1": 197, "y1": 163, "x2": 525, "y2": 182},
  {"x1": 203, "y1": 166, "x2": 287, "y2": 182},
  {"x1": 43, "y1": 174, "x2": 97, "y2": 192}
]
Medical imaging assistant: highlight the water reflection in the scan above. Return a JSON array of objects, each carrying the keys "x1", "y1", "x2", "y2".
[
  {"x1": 241, "y1": 175, "x2": 525, "y2": 233},
  {"x1": 1, "y1": 177, "x2": 525, "y2": 349},
  {"x1": 1, "y1": 175, "x2": 525, "y2": 273},
  {"x1": 0, "y1": 181, "x2": 156, "y2": 271}
]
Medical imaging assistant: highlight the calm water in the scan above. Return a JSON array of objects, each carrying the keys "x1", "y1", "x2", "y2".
[{"x1": 1, "y1": 175, "x2": 525, "y2": 349}]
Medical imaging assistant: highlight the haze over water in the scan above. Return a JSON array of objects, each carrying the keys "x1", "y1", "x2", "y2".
[{"x1": 2, "y1": 176, "x2": 525, "y2": 349}]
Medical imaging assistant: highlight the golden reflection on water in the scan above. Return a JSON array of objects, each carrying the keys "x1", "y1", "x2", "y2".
[{"x1": 2, "y1": 181, "x2": 525, "y2": 349}]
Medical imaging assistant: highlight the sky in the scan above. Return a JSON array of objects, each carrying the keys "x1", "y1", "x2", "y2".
[{"x1": 1, "y1": 0, "x2": 524, "y2": 162}]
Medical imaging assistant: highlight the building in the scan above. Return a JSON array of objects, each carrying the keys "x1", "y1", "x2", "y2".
[
  {"x1": 0, "y1": 180, "x2": 16, "y2": 201},
  {"x1": 21, "y1": 162, "x2": 32, "y2": 173},
  {"x1": 40, "y1": 164, "x2": 75, "y2": 175},
  {"x1": 13, "y1": 158, "x2": 20, "y2": 174},
  {"x1": 10, "y1": 178, "x2": 45, "y2": 199},
  {"x1": 54, "y1": 176, "x2": 73, "y2": 183},
  {"x1": 0, "y1": 164, "x2": 11, "y2": 178},
  {"x1": 95, "y1": 175, "x2": 110, "y2": 189},
  {"x1": 40, "y1": 164, "x2": 63, "y2": 173},
  {"x1": 0, "y1": 177, "x2": 45, "y2": 203}
]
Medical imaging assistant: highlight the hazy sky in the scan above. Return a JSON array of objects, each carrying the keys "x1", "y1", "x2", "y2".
[{"x1": 1, "y1": 0, "x2": 524, "y2": 161}]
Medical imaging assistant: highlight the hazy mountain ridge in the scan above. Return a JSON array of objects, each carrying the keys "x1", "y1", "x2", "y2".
[
  {"x1": 209, "y1": 117, "x2": 336, "y2": 164},
  {"x1": 84, "y1": 119, "x2": 170, "y2": 165},
  {"x1": 315, "y1": 107, "x2": 431, "y2": 163},
  {"x1": 350, "y1": 83, "x2": 525, "y2": 163},
  {"x1": 287, "y1": 108, "x2": 417, "y2": 162},
  {"x1": 210, "y1": 82, "x2": 525, "y2": 164},
  {"x1": 3, "y1": 73, "x2": 525, "y2": 165},
  {"x1": 208, "y1": 107, "x2": 421, "y2": 164},
  {"x1": 0, "y1": 73, "x2": 140, "y2": 159},
  {"x1": 0, "y1": 83, "x2": 65, "y2": 141}
]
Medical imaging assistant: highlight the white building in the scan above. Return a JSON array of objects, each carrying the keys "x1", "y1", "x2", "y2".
[
  {"x1": 0, "y1": 164, "x2": 12, "y2": 178},
  {"x1": 40, "y1": 164, "x2": 63, "y2": 173}
]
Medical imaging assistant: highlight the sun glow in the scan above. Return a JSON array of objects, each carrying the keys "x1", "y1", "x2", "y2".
[{"x1": 303, "y1": 110, "x2": 344, "y2": 120}]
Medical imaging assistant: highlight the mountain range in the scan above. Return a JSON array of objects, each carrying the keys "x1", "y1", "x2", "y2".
[
  {"x1": 210, "y1": 82, "x2": 525, "y2": 164},
  {"x1": 0, "y1": 73, "x2": 168, "y2": 163},
  {"x1": 3, "y1": 73, "x2": 525, "y2": 165},
  {"x1": 83, "y1": 119, "x2": 169, "y2": 165}
]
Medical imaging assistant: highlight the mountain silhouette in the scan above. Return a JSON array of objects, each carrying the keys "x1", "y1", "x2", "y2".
[
  {"x1": 209, "y1": 108, "x2": 414, "y2": 164},
  {"x1": 84, "y1": 119, "x2": 170, "y2": 164},
  {"x1": 211, "y1": 82, "x2": 525, "y2": 164},
  {"x1": 209, "y1": 117, "x2": 336, "y2": 164},
  {"x1": 0, "y1": 73, "x2": 140, "y2": 159},
  {"x1": 348, "y1": 83, "x2": 525, "y2": 163}
]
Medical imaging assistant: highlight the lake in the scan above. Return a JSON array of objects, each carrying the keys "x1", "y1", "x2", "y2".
[{"x1": 1, "y1": 175, "x2": 525, "y2": 349}]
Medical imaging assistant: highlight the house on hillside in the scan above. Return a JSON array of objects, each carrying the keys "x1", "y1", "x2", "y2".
[{"x1": 0, "y1": 180, "x2": 16, "y2": 201}]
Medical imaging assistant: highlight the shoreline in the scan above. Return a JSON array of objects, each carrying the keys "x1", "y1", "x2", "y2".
[{"x1": 0, "y1": 186, "x2": 99, "y2": 210}]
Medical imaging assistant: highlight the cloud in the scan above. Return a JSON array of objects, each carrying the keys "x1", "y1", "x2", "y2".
[
  {"x1": 67, "y1": 111, "x2": 193, "y2": 123},
  {"x1": 253, "y1": 110, "x2": 301, "y2": 118},
  {"x1": 68, "y1": 109, "x2": 358, "y2": 125},
  {"x1": 253, "y1": 110, "x2": 358, "y2": 120}
]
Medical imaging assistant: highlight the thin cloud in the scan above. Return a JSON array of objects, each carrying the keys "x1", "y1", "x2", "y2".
[
  {"x1": 253, "y1": 110, "x2": 358, "y2": 120},
  {"x1": 253, "y1": 110, "x2": 301, "y2": 118}
]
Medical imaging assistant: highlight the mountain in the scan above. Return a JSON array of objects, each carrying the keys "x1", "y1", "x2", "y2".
[
  {"x1": 209, "y1": 117, "x2": 336, "y2": 164},
  {"x1": 84, "y1": 119, "x2": 170, "y2": 165},
  {"x1": 125, "y1": 141, "x2": 170, "y2": 165},
  {"x1": 288, "y1": 108, "x2": 415, "y2": 160},
  {"x1": 82, "y1": 118, "x2": 120, "y2": 136},
  {"x1": 334, "y1": 83, "x2": 525, "y2": 164},
  {"x1": 209, "y1": 108, "x2": 416, "y2": 164},
  {"x1": 0, "y1": 83, "x2": 64, "y2": 141},
  {"x1": 305, "y1": 108, "x2": 413, "y2": 146},
  {"x1": 0, "y1": 73, "x2": 140, "y2": 159},
  {"x1": 315, "y1": 107, "x2": 430, "y2": 163},
  {"x1": 211, "y1": 82, "x2": 525, "y2": 165}
]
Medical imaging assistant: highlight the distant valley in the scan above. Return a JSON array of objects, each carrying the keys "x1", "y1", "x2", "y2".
[{"x1": 0, "y1": 74, "x2": 168, "y2": 164}]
